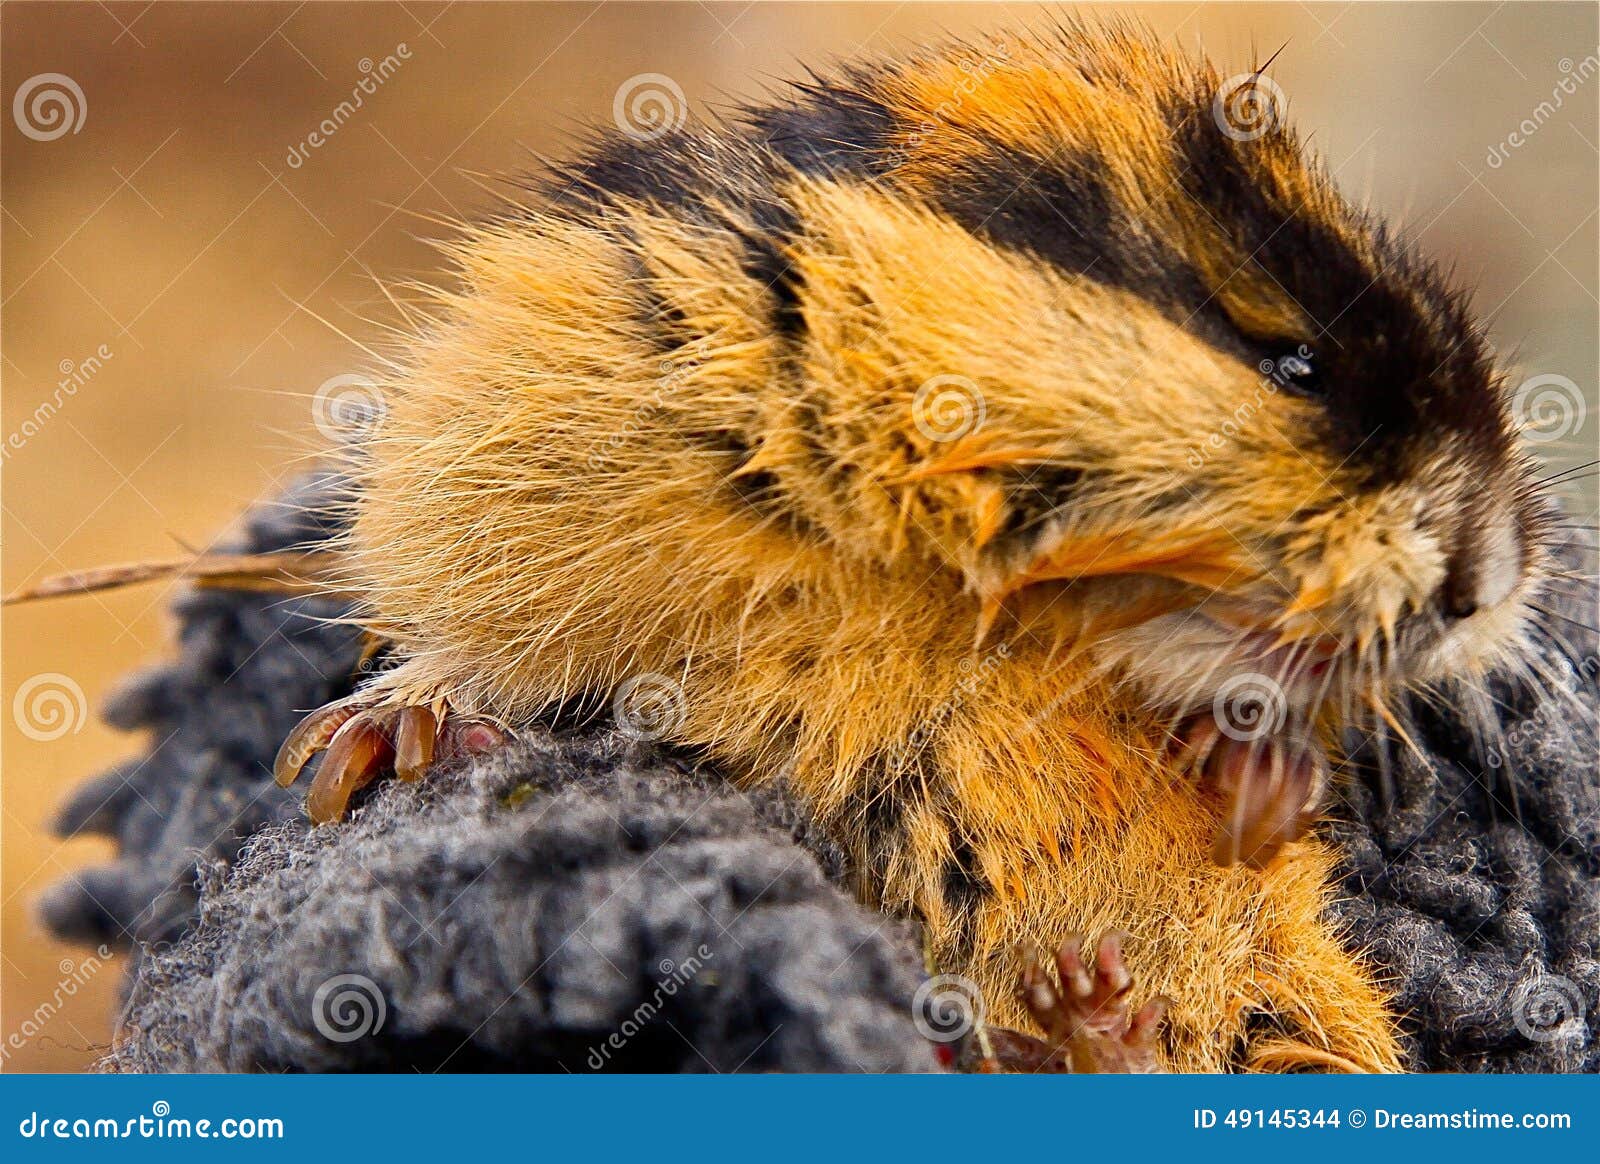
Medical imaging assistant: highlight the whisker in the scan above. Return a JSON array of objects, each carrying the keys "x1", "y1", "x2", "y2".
[
  {"x1": 1535, "y1": 458, "x2": 1600, "y2": 486},
  {"x1": 1526, "y1": 601, "x2": 1600, "y2": 637}
]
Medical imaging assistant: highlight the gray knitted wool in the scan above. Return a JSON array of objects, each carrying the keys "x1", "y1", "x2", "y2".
[{"x1": 38, "y1": 475, "x2": 1599, "y2": 1072}]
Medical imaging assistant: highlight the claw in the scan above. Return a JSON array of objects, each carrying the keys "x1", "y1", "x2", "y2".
[
  {"x1": 274, "y1": 693, "x2": 513, "y2": 826},
  {"x1": 1019, "y1": 947, "x2": 1058, "y2": 1029},
  {"x1": 1128, "y1": 996, "x2": 1169, "y2": 1043},
  {"x1": 1071, "y1": 931, "x2": 1134, "y2": 1032},
  {"x1": 447, "y1": 718, "x2": 509, "y2": 755},
  {"x1": 1176, "y1": 715, "x2": 1327, "y2": 869},
  {"x1": 275, "y1": 699, "x2": 364, "y2": 788},
  {"x1": 1207, "y1": 734, "x2": 1325, "y2": 869},
  {"x1": 393, "y1": 706, "x2": 437, "y2": 782},
  {"x1": 306, "y1": 714, "x2": 395, "y2": 825},
  {"x1": 1053, "y1": 934, "x2": 1096, "y2": 1005}
]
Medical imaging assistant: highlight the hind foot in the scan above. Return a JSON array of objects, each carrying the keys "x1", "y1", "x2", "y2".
[
  {"x1": 981, "y1": 932, "x2": 1168, "y2": 1073},
  {"x1": 274, "y1": 695, "x2": 510, "y2": 824}
]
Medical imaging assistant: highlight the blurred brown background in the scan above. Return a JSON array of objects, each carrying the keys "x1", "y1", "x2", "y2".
[{"x1": 3, "y1": 2, "x2": 1596, "y2": 1072}]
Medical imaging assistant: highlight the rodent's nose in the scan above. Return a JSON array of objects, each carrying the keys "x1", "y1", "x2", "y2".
[
  {"x1": 1441, "y1": 512, "x2": 1522, "y2": 620},
  {"x1": 1441, "y1": 558, "x2": 1481, "y2": 619}
]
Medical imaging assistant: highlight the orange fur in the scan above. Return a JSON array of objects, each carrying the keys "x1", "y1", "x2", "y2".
[
  {"x1": 334, "y1": 180, "x2": 1401, "y2": 1070},
  {"x1": 303, "y1": 25, "x2": 1553, "y2": 1072}
]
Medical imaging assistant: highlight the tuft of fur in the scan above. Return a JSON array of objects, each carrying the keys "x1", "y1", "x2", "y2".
[{"x1": 303, "y1": 24, "x2": 1571, "y2": 1070}]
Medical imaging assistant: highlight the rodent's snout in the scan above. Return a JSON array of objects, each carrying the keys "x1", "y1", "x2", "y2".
[{"x1": 1440, "y1": 507, "x2": 1524, "y2": 621}]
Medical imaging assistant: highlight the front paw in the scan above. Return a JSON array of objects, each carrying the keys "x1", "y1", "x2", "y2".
[
  {"x1": 274, "y1": 694, "x2": 510, "y2": 823},
  {"x1": 981, "y1": 932, "x2": 1169, "y2": 1073}
]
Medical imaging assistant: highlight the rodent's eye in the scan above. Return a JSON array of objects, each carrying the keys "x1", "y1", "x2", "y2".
[{"x1": 1270, "y1": 347, "x2": 1322, "y2": 396}]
